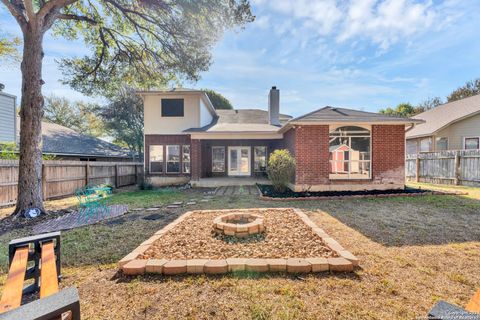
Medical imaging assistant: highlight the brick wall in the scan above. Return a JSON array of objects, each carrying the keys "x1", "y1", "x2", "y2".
[
  {"x1": 144, "y1": 134, "x2": 191, "y2": 175},
  {"x1": 371, "y1": 125, "x2": 405, "y2": 185},
  {"x1": 290, "y1": 124, "x2": 405, "y2": 188},
  {"x1": 293, "y1": 125, "x2": 330, "y2": 185}
]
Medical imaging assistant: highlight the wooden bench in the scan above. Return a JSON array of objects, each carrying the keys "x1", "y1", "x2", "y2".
[
  {"x1": 0, "y1": 232, "x2": 80, "y2": 320},
  {"x1": 428, "y1": 288, "x2": 480, "y2": 319}
]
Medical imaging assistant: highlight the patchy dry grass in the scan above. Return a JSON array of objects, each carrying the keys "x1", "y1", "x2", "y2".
[{"x1": 1, "y1": 184, "x2": 480, "y2": 319}]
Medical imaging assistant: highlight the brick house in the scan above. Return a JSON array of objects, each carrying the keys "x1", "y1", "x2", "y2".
[{"x1": 139, "y1": 87, "x2": 421, "y2": 191}]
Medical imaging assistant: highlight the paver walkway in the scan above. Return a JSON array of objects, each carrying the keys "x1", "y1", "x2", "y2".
[
  {"x1": 215, "y1": 185, "x2": 259, "y2": 196},
  {"x1": 32, "y1": 204, "x2": 128, "y2": 234}
]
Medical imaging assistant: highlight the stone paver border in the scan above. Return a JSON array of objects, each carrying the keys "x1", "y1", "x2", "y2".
[{"x1": 119, "y1": 208, "x2": 358, "y2": 276}]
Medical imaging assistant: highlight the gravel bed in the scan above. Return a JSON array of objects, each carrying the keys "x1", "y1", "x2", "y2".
[{"x1": 140, "y1": 208, "x2": 336, "y2": 260}]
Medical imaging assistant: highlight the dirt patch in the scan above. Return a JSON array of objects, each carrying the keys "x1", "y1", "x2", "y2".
[{"x1": 140, "y1": 209, "x2": 336, "y2": 260}]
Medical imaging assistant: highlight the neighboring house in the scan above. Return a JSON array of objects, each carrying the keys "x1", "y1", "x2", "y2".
[
  {"x1": 139, "y1": 87, "x2": 420, "y2": 191},
  {"x1": 0, "y1": 90, "x2": 17, "y2": 143},
  {"x1": 36, "y1": 120, "x2": 135, "y2": 161},
  {"x1": 406, "y1": 95, "x2": 480, "y2": 154}
]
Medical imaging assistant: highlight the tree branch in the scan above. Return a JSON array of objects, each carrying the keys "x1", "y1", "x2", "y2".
[
  {"x1": 57, "y1": 13, "x2": 98, "y2": 24},
  {"x1": 37, "y1": 0, "x2": 77, "y2": 21},
  {"x1": 23, "y1": 0, "x2": 35, "y2": 22},
  {"x1": 1, "y1": 0, "x2": 28, "y2": 31}
]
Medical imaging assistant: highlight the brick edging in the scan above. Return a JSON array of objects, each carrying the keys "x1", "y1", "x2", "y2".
[
  {"x1": 119, "y1": 208, "x2": 358, "y2": 276},
  {"x1": 256, "y1": 185, "x2": 467, "y2": 201}
]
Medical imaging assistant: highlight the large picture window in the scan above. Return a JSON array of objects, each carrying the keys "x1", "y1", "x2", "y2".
[
  {"x1": 161, "y1": 99, "x2": 184, "y2": 117},
  {"x1": 254, "y1": 146, "x2": 267, "y2": 172},
  {"x1": 149, "y1": 145, "x2": 164, "y2": 173},
  {"x1": 182, "y1": 145, "x2": 190, "y2": 174},
  {"x1": 212, "y1": 147, "x2": 225, "y2": 172},
  {"x1": 166, "y1": 145, "x2": 180, "y2": 173},
  {"x1": 329, "y1": 126, "x2": 370, "y2": 180}
]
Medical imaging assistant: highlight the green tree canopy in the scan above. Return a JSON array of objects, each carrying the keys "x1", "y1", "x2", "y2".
[
  {"x1": 44, "y1": 94, "x2": 106, "y2": 138},
  {"x1": 99, "y1": 87, "x2": 144, "y2": 159},
  {"x1": 447, "y1": 79, "x2": 480, "y2": 102},
  {"x1": 379, "y1": 103, "x2": 417, "y2": 117},
  {"x1": 203, "y1": 89, "x2": 233, "y2": 110}
]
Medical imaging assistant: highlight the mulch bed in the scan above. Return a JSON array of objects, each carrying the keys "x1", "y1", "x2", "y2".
[
  {"x1": 257, "y1": 184, "x2": 464, "y2": 200},
  {"x1": 140, "y1": 209, "x2": 336, "y2": 260}
]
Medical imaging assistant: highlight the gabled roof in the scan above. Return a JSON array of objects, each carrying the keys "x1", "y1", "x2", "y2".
[
  {"x1": 406, "y1": 94, "x2": 480, "y2": 139},
  {"x1": 184, "y1": 109, "x2": 292, "y2": 133},
  {"x1": 16, "y1": 118, "x2": 133, "y2": 158},
  {"x1": 289, "y1": 106, "x2": 422, "y2": 124}
]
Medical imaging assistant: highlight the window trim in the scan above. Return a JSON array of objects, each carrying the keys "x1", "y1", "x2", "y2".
[
  {"x1": 329, "y1": 126, "x2": 371, "y2": 180},
  {"x1": 149, "y1": 145, "x2": 164, "y2": 174},
  {"x1": 212, "y1": 146, "x2": 226, "y2": 173},
  {"x1": 182, "y1": 145, "x2": 191, "y2": 174},
  {"x1": 161, "y1": 98, "x2": 184, "y2": 117},
  {"x1": 464, "y1": 136, "x2": 480, "y2": 150},
  {"x1": 254, "y1": 146, "x2": 267, "y2": 172},
  {"x1": 166, "y1": 145, "x2": 181, "y2": 174}
]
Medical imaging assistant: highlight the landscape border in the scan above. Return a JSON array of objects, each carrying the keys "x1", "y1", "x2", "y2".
[{"x1": 119, "y1": 208, "x2": 359, "y2": 276}]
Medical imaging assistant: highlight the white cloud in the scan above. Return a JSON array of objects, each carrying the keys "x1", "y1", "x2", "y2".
[{"x1": 256, "y1": 0, "x2": 460, "y2": 50}]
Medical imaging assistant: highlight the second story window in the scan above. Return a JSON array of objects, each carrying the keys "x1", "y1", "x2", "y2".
[{"x1": 161, "y1": 99, "x2": 184, "y2": 117}]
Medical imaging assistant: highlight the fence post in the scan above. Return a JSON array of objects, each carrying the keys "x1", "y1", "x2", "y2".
[
  {"x1": 115, "y1": 164, "x2": 119, "y2": 188},
  {"x1": 41, "y1": 163, "x2": 47, "y2": 200},
  {"x1": 85, "y1": 162, "x2": 90, "y2": 186},
  {"x1": 415, "y1": 156, "x2": 420, "y2": 183},
  {"x1": 134, "y1": 164, "x2": 138, "y2": 184},
  {"x1": 454, "y1": 151, "x2": 460, "y2": 185}
]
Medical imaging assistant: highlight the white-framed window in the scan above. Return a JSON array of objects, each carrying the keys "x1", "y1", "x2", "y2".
[
  {"x1": 182, "y1": 145, "x2": 190, "y2": 174},
  {"x1": 166, "y1": 145, "x2": 180, "y2": 173},
  {"x1": 436, "y1": 137, "x2": 448, "y2": 151},
  {"x1": 212, "y1": 147, "x2": 225, "y2": 172},
  {"x1": 406, "y1": 140, "x2": 417, "y2": 155},
  {"x1": 419, "y1": 137, "x2": 432, "y2": 152},
  {"x1": 254, "y1": 146, "x2": 267, "y2": 172},
  {"x1": 464, "y1": 137, "x2": 480, "y2": 150},
  {"x1": 329, "y1": 126, "x2": 371, "y2": 180},
  {"x1": 149, "y1": 145, "x2": 164, "y2": 173}
]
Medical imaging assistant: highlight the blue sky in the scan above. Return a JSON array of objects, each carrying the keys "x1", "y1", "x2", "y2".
[{"x1": 1, "y1": 0, "x2": 480, "y2": 117}]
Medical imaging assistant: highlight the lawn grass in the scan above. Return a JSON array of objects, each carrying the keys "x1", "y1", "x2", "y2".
[{"x1": 0, "y1": 183, "x2": 479, "y2": 319}]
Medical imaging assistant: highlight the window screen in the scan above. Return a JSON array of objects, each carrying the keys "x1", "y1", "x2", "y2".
[{"x1": 161, "y1": 99, "x2": 184, "y2": 117}]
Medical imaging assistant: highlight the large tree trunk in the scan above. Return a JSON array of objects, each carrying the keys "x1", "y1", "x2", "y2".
[{"x1": 13, "y1": 28, "x2": 46, "y2": 216}]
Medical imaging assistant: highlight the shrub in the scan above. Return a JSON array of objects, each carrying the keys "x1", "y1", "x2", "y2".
[{"x1": 267, "y1": 149, "x2": 296, "y2": 193}]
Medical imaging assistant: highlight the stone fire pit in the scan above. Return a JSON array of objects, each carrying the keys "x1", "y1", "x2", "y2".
[{"x1": 213, "y1": 212, "x2": 265, "y2": 237}]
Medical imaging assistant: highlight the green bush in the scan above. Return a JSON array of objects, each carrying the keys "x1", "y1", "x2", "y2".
[{"x1": 267, "y1": 149, "x2": 296, "y2": 193}]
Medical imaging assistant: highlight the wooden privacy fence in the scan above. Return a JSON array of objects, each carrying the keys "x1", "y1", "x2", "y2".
[
  {"x1": 406, "y1": 150, "x2": 480, "y2": 186},
  {"x1": 0, "y1": 160, "x2": 143, "y2": 207}
]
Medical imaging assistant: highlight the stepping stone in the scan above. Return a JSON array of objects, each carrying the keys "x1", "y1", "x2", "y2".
[
  {"x1": 204, "y1": 195, "x2": 214, "y2": 199},
  {"x1": 166, "y1": 205, "x2": 180, "y2": 209},
  {"x1": 200, "y1": 199, "x2": 210, "y2": 202},
  {"x1": 186, "y1": 201, "x2": 196, "y2": 205},
  {"x1": 146, "y1": 208, "x2": 160, "y2": 211},
  {"x1": 132, "y1": 208, "x2": 144, "y2": 211},
  {"x1": 143, "y1": 213, "x2": 163, "y2": 221},
  {"x1": 172, "y1": 201, "x2": 183, "y2": 205}
]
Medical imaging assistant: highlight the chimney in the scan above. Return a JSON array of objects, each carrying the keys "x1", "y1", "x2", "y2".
[{"x1": 268, "y1": 86, "x2": 280, "y2": 126}]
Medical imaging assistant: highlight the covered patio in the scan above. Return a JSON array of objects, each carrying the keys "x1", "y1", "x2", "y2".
[{"x1": 191, "y1": 176, "x2": 271, "y2": 188}]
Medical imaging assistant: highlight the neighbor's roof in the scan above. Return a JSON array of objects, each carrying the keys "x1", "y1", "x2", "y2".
[
  {"x1": 406, "y1": 94, "x2": 480, "y2": 139},
  {"x1": 184, "y1": 109, "x2": 292, "y2": 133},
  {"x1": 289, "y1": 106, "x2": 423, "y2": 124},
  {"x1": 16, "y1": 118, "x2": 132, "y2": 158}
]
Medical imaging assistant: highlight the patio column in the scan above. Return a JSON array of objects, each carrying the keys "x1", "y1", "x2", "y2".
[{"x1": 191, "y1": 139, "x2": 202, "y2": 180}]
